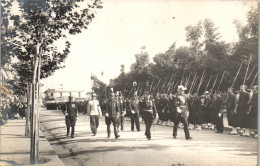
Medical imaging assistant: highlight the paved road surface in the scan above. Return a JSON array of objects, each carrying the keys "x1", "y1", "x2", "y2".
[{"x1": 40, "y1": 108, "x2": 257, "y2": 166}]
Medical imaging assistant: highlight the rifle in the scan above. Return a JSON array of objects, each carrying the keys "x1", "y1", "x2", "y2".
[
  {"x1": 246, "y1": 66, "x2": 255, "y2": 81},
  {"x1": 167, "y1": 74, "x2": 176, "y2": 93},
  {"x1": 204, "y1": 75, "x2": 212, "y2": 92},
  {"x1": 231, "y1": 60, "x2": 244, "y2": 88},
  {"x1": 191, "y1": 75, "x2": 199, "y2": 94},
  {"x1": 196, "y1": 70, "x2": 206, "y2": 93},
  {"x1": 185, "y1": 72, "x2": 192, "y2": 87},
  {"x1": 180, "y1": 72, "x2": 185, "y2": 85},
  {"x1": 165, "y1": 74, "x2": 174, "y2": 91},
  {"x1": 243, "y1": 54, "x2": 253, "y2": 85},
  {"x1": 210, "y1": 73, "x2": 219, "y2": 94},
  {"x1": 216, "y1": 71, "x2": 226, "y2": 92},
  {"x1": 189, "y1": 72, "x2": 197, "y2": 93},
  {"x1": 250, "y1": 72, "x2": 258, "y2": 88}
]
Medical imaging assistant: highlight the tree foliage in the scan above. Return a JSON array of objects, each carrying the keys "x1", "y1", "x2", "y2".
[
  {"x1": 111, "y1": 8, "x2": 258, "y2": 96},
  {"x1": 3, "y1": 0, "x2": 102, "y2": 95}
]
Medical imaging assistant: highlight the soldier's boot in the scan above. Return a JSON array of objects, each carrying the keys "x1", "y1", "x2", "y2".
[
  {"x1": 242, "y1": 128, "x2": 250, "y2": 137},
  {"x1": 239, "y1": 128, "x2": 245, "y2": 134}
]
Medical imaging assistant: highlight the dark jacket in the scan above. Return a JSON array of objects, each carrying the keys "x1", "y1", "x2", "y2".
[
  {"x1": 106, "y1": 99, "x2": 119, "y2": 118},
  {"x1": 141, "y1": 100, "x2": 157, "y2": 121},
  {"x1": 65, "y1": 102, "x2": 78, "y2": 119},
  {"x1": 129, "y1": 98, "x2": 140, "y2": 115}
]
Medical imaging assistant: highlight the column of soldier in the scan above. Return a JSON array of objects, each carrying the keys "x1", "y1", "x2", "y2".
[{"x1": 62, "y1": 70, "x2": 257, "y2": 140}]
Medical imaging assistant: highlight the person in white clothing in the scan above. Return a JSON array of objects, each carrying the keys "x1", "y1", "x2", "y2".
[{"x1": 87, "y1": 93, "x2": 102, "y2": 136}]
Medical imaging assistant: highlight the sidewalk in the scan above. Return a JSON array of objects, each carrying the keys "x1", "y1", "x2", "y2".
[{"x1": 0, "y1": 118, "x2": 64, "y2": 166}]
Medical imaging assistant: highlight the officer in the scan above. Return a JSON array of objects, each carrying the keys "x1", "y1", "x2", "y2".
[
  {"x1": 115, "y1": 91, "x2": 125, "y2": 131},
  {"x1": 105, "y1": 92, "x2": 120, "y2": 139},
  {"x1": 173, "y1": 85, "x2": 192, "y2": 140},
  {"x1": 62, "y1": 96, "x2": 78, "y2": 138},
  {"x1": 129, "y1": 91, "x2": 141, "y2": 131},
  {"x1": 87, "y1": 93, "x2": 102, "y2": 136},
  {"x1": 141, "y1": 91, "x2": 158, "y2": 140}
]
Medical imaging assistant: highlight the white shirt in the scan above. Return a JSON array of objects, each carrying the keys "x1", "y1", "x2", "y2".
[{"x1": 87, "y1": 100, "x2": 102, "y2": 116}]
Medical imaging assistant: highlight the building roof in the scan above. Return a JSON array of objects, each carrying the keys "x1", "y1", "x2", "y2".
[{"x1": 44, "y1": 88, "x2": 84, "y2": 93}]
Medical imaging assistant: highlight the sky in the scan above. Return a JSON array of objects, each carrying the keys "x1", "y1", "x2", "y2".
[{"x1": 40, "y1": 0, "x2": 257, "y2": 94}]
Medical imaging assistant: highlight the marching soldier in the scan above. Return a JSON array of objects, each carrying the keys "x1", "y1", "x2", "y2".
[
  {"x1": 87, "y1": 93, "x2": 102, "y2": 136},
  {"x1": 118, "y1": 92, "x2": 126, "y2": 131},
  {"x1": 62, "y1": 96, "x2": 78, "y2": 138},
  {"x1": 105, "y1": 92, "x2": 120, "y2": 139},
  {"x1": 141, "y1": 91, "x2": 158, "y2": 140},
  {"x1": 129, "y1": 91, "x2": 141, "y2": 131},
  {"x1": 173, "y1": 85, "x2": 192, "y2": 140}
]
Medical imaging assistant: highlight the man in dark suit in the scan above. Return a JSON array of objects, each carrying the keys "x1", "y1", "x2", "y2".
[
  {"x1": 105, "y1": 92, "x2": 120, "y2": 139},
  {"x1": 62, "y1": 96, "x2": 78, "y2": 138}
]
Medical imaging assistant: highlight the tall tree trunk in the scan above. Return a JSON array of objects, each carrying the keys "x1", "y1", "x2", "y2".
[
  {"x1": 30, "y1": 43, "x2": 42, "y2": 164},
  {"x1": 25, "y1": 83, "x2": 32, "y2": 136},
  {"x1": 30, "y1": 56, "x2": 39, "y2": 164}
]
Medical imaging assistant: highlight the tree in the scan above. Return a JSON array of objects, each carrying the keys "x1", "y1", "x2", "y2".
[{"x1": 4, "y1": 0, "x2": 102, "y2": 163}]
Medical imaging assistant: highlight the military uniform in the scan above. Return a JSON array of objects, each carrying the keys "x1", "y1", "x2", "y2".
[
  {"x1": 129, "y1": 96, "x2": 141, "y2": 131},
  {"x1": 141, "y1": 93, "x2": 158, "y2": 140},
  {"x1": 213, "y1": 95, "x2": 224, "y2": 133},
  {"x1": 226, "y1": 91, "x2": 238, "y2": 127},
  {"x1": 63, "y1": 97, "x2": 78, "y2": 138},
  {"x1": 117, "y1": 96, "x2": 126, "y2": 131},
  {"x1": 173, "y1": 85, "x2": 192, "y2": 140},
  {"x1": 192, "y1": 95, "x2": 204, "y2": 126},
  {"x1": 105, "y1": 96, "x2": 120, "y2": 139}
]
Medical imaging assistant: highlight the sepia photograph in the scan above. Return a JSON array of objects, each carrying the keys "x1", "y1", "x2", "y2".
[{"x1": 0, "y1": 0, "x2": 258, "y2": 165}]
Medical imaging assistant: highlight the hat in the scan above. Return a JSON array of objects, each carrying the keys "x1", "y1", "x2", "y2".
[
  {"x1": 204, "y1": 91, "x2": 210, "y2": 94},
  {"x1": 177, "y1": 85, "x2": 187, "y2": 91},
  {"x1": 92, "y1": 93, "x2": 97, "y2": 97},
  {"x1": 68, "y1": 96, "x2": 73, "y2": 100}
]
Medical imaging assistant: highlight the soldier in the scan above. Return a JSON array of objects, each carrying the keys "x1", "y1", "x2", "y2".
[
  {"x1": 237, "y1": 85, "x2": 250, "y2": 136},
  {"x1": 213, "y1": 93, "x2": 224, "y2": 133},
  {"x1": 62, "y1": 96, "x2": 78, "y2": 138},
  {"x1": 202, "y1": 91, "x2": 214, "y2": 129},
  {"x1": 226, "y1": 88, "x2": 239, "y2": 135},
  {"x1": 141, "y1": 91, "x2": 158, "y2": 140},
  {"x1": 105, "y1": 92, "x2": 120, "y2": 139},
  {"x1": 192, "y1": 93, "x2": 203, "y2": 130},
  {"x1": 167, "y1": 93, "x2": 175, "y2": 127},
  {"x1": 248, "y1": 85, "x2": 258, "y2": 137},
  {"x1": 116, "y1": 92, "x2": 126, "y2": 131},
  {"x1": 173, "y1": 85, "x2": 192, "y2": 140},
  {"x1": 129, "y1": 91, "x2": 141, "y2": 131},
  {"x1": 87, "y1": 93, "x2": 102, "y2": 136}
]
